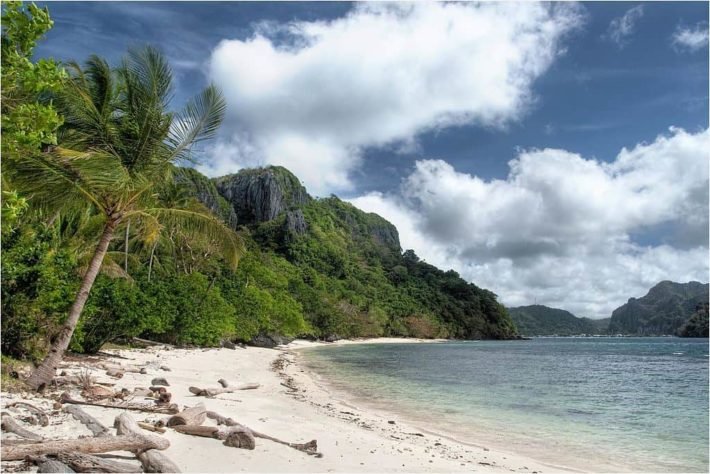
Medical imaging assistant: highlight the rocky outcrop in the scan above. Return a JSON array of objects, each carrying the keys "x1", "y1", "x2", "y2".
[
  {"x1": 175, "y1": 168, "x2": 239, "y2": 229},
  {"x1": 248, "y1": 333, "x2": 293, "y2": 348},
  {"x1": 214, "y1": 167, "x2": 311, "y2": 225},
  {"x1": 608, "y1": 281, "x2": 709, "y2": 335},
  {"x1": 284, "y1": 210, "x2": 308, "y2": 236}
]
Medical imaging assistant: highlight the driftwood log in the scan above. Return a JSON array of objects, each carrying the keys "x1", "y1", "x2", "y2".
[
  {"x1": 6, "y1": 402, "x2": 50, "y2": 426},
  {"x1": 166, "y1": 403, "x2": 206, "y2": 427},
  {"x1": 106, "y1": 368, "x2": 125, "y2": 379},
  {"x1": 189, "y1": 382, "x2": 260, "y2": 397},
  {"x1": 1, "y1": 412, "x2": 43, "y2": 440},
  {"x1": 172, "y1": 425, "x2": 255, "y2": 450},
  {"x1": 0, "y1": 433, "x2": 168, "y2": 461},
  {"x1": 206, "y1": 411, "x2": 321, "y2": 457},
  {"x1": 56, "y1": 452, "x2": 142, "y2": 473},
  {"x1": 64, "y1": 405, "x2": 110, "y2": 437},
  {"x1": 114, "y1": 413, "x2": 180, "y2": 473},
  {"x1": 61, "y1": 392, "x2": 179, "y2": 414}
]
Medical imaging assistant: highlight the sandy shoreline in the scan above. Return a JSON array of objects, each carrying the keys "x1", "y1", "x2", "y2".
[{"x1": 2, "y1": 339, "x2": 579, "y2": 473}]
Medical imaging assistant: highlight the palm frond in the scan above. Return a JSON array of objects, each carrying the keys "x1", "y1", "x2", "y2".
[
  {"x1": 166, "y1": 84, "x2": 226, "y2": 163},
  {"x1": 127, "y1": 206, "x2": 244, "y2": 270}
]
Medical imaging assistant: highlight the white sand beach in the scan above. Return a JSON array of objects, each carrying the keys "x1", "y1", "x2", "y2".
[{"x1": 1, "y1": 340, "x2": 579, "y2": 473}]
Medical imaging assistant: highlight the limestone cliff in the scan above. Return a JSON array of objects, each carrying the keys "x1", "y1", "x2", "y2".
[{"x1": 213, "y1": 166, "x2": 311, "y2": 225}]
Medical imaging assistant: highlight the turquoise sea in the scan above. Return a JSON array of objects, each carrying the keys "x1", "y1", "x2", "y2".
[{"x1": 302, "y1": 338, "x2": 709, "y2": 472}]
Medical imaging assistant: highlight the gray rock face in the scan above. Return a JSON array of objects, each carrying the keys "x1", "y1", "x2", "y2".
[
  {"x1": 369, "y1": 222, "x2": 400, "y2": 251},
  {"x1": 214, "y1": 167, "x2": 311, "y2": 225},
  {"x1": 175, "y1": 168, "x2": 239, "y2": 229},
  {"x1": 284, "y1": 210, "x2": 308, "y2": 236}
]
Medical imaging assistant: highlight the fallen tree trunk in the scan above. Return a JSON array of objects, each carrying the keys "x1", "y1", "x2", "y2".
[
  {"x1": 189, "y1": 383, "x2": 260, "y2": 397},
  {"x1": 6, "y1": 402, "x2": 50, "y2": 426},
  {"x1": 60, "y1": 392, "x2": 179, "y2": 414},
  {"x1": 206, "y1": 411, "x2": 321, "y2": 457},
  {"x1": 56, "y1": 452, "x2": 142, "y2": 473},
  {"x1": 166, "y1": 403, "x2": 206, "y2": 427},
  {"x1": 64, "y1": 405, "x2": 110, "y2": 437},
  {"x1": 1, "y1": 434, "x2": 167, "y2": 461},
  {"x1": 1, "y1": 412, "x2": 43, "y2": 440},
  {"x1": 114, "y1": 413, "x2": 180, "y2": 473},
  {"x1": 172, "y1": 424, "x2": 255, "y2": 450}
]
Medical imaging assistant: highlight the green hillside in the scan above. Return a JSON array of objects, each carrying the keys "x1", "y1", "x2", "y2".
[
  {"x1": 608, "y1": 281, "x2": 709, "y2": 336},
  {"x1": 507, "y1": 305, "x2": 607, "y2": 336}
]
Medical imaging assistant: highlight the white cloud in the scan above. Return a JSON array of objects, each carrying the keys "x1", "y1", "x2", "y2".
[
  {"x1": 350, "y1": 128, "x2": 710, "y2": 318},
  {"x1": 605, "y1": 5, "x2": 644, "y2": 48},
  {"x1": 202, "y1": 2, "x2": 584, "y2": 194},
  {"x1": 672, "y1": 22, "x2": 709, "y2": 52}
]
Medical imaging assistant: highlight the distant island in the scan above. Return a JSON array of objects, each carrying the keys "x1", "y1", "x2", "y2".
[{"x1": 508, "y1": 281, "x2": 709, "y2": 337}]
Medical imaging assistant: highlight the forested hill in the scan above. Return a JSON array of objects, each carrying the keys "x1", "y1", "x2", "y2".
[
  {"x1": 199, "y1": 166, "x2": 518, "y2": 342},
  {"x1": 507, "y1": 305, "x2": 609, "y2": 336},
  {"x1": 608, "y1": 281, "x2": 709, "y2": 336}
]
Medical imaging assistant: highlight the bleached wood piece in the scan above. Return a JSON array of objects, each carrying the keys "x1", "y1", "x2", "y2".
[
  {"x1": 6, "y1": 401, "x2": 50, "y2": 426},
  {"x1": 166, "y1": 403, "x2": 206, "y2": 427},
  {"x1": 64, "y1": 405, "x2": 110, "y2": 437},
  {"x1": 114, "y1": 413, "x2": 180, "y2": 473},
  {"x1": 57, "y1": 452, "x2": 142, "y2": 473},
  {"x1": 1, "y1": 412, "x2": 43, "y2": 440}
]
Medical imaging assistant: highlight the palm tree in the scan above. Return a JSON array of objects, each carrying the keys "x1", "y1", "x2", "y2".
[{"x1": 9, "y1": 47, "x2": 242, "y2": 390}]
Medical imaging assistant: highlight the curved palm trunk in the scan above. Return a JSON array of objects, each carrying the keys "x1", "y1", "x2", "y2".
[{"x1": 26, "y1": 219, "x2": 118, "y2": 390}]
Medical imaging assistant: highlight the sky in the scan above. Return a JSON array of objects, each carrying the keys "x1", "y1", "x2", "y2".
[{"x1": 36, "y1": 1, "x2": 709, "y2": 318}]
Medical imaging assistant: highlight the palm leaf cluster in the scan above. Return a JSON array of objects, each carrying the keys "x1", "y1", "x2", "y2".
[{"x1": 7, "y1": 46, "x2": 241, "y2": 269}]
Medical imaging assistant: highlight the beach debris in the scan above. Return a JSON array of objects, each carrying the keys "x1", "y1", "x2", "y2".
[
  {"x1": 114, "y1": 412, "x2": 180, "y2": 473},
  {"x1": 206, "y1": 411, "x2": 322, "y2": 457},
  {"x1": 159, "y1": 366, "x2": 171, "y2": 372},
  {"x1": 1, "y1": 412, "x2": 43, "y2": 440},
  {"x1": 63, "y1": 405, "x2": 110, "y2": 437},
  {"x1": 55, "y1": 452, "x2": 141, "y2": 473},
  {"x1": 388, "y1": 420, "x2": 396, "y2": 425},
  {"x1": 60, "y1": 392, "x2": 179, "y2": 414},
  {"x1": 166, "y1": 402, "x2": 206, "y2": 427},
  {"x1": 151, "y1": 377, "x2": 170, "y2": 387},
  {"x1": 6, "y1": 401, "x2": 50, "y2": 427},
  {"x1": 173, "y1": 424, "x2": 256, "y2": 450},
  {"x1": 105, "y1": 368, "x2": 125, "y2": 379},
  {"x1": 189, "y1": 380, "x2": 260, "y2": 397},
  {"x1": 32, "y1": 456, "x2": 75, "y2": 473},
  {"x1": 138, "y1": 421, "x2": 166, "y2": 434},
  {"x1": 80, "y1": 385, "x2": 113, "y2": 401},
  {"x1": 1, "y1": 429, "x2": 168, "y2": 461}
]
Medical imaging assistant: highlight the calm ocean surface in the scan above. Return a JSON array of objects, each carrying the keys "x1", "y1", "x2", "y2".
[{"x1": 302, "y1": 338, "x2": 709, "y2": 472}]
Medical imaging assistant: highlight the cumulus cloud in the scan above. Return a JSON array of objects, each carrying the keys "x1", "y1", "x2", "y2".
[
  {"x1": 672, "y1": 22, "x2": 709, "y2": 52},
  {"x1": 350, "y1": 128, "x2": 709, "y2": 318},
  {"x1": 201, "y1": 2, "x2": 584, "y2": 194},
  {"x1": 605, "y1": 5, "x2": 644, "y2": 48}
]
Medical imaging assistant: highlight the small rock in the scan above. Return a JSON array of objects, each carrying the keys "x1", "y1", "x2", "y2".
[
  {"x1": 151, "y1": 377, "x2": 170, "y2": 387},
  {"x1": 388, "y1": 420, "x2": 396, "y2": 424}
]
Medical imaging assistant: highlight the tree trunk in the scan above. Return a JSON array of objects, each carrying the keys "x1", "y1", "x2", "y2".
[
  {"x1": 148, "y1": 240, "x2": 158, "y2": 282},
  {"x1": 27, "y1": 219, "x2": 118, "y2": 390},
  {"x1": 124, "y1": 219, "x2": 130, "y2": 274}
]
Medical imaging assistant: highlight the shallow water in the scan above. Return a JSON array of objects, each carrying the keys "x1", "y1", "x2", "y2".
[{"x1": 302, "y1": 338, "x2": 709, "y2": 472}]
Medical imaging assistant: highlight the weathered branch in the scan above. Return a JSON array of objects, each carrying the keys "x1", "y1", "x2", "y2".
[
  {"x1": 138, "y1": 421, "x2": 166, "y2": 434},
  {"x1": 56, "y1": 452, "x2": 142, "y2": 473},
  {"x1": 206, "y1": 411, "x2": 321, "y2": 457},
  {"x1": 1, "y1": 434, "x2": 167, "y2": 461},
  {"x1": 172, "y1": 424, "x2": 255, "y2": 450},
  {"x1": 6, "y1": 402, "x2": 50, "y2": 426},
  {"x1": 60, "y1": 392, "x2": 179, "y2": 414},
  {"x1": 33, "y1": 456, "x2": 75, "y2": 473},
  {"x1": 1, "y1": 412, "x2": 43, "y2": 440},
  {"x1": 64, "y1": 405, "x2": 110, "y2": 437},
  {"x1": 189, "y1": 382, "x2": 259, "y2": 397}
]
